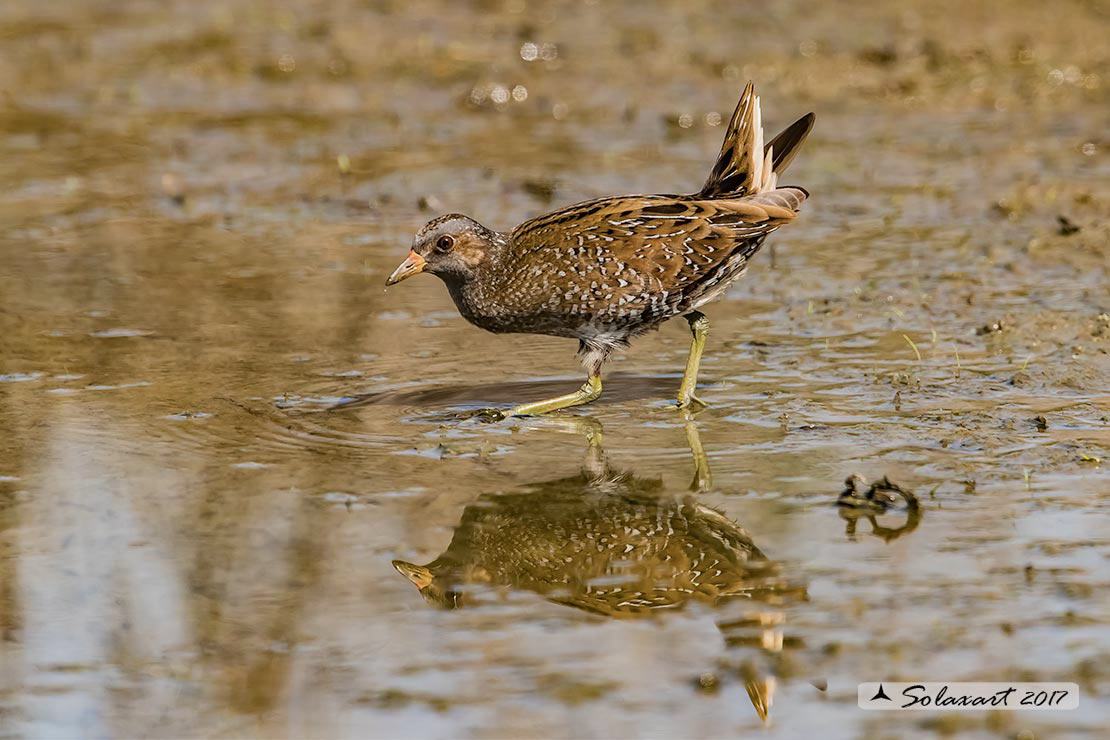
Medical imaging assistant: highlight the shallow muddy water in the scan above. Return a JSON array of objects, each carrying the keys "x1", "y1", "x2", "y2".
[{"x1": 1, "y1": 0, "x2": 1109, "y2": 738}]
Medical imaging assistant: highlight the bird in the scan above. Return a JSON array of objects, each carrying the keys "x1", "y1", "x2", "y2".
[{"x1": 385, "y1": 82, "x2": 815, "y2": 419}]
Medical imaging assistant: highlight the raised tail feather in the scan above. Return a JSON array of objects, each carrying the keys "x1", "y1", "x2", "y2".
[
  {"x1": 699, "y1": 82, "x2": 815, "y2": 198},
  {"x1": 744, "y1": 186, "x2": 809, "y2": 217}
]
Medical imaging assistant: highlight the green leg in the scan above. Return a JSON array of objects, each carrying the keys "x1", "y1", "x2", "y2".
[
  {"x1": 677, "y1": 311, "x2": 709, "y2": 409},
  {"x1": 478, "y1": 375, "x2": 602, "y2": 421}
]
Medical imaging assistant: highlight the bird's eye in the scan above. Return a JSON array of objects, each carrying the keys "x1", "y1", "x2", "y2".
[{"x1": 435, "y1": 235, "x2": 454, "y2": 253}]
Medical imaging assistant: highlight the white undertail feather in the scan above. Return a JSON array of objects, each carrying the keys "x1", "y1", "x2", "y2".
[
  {"x1": 761, "y1": 147, "x2": 777, "y2": 192},
  {"x1": 749, "y1": 97, "x2": 783, "y2": 194},
  {"x1": 750, "y1": 97, "x2": 764, "y2": 194}
]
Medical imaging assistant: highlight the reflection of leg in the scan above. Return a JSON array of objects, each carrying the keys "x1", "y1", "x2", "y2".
[
  {"x1": 525, "y1": 414, "x2": 603, "y2": 441},
  {"x1": 478, "y1": 375, "x2": 602, "y2": 420},
  {"x1": 677, "y1": 311, "x2": 709, "y2": 409},
  {"x1": 523, "y1": 415, "x2": 607, "y2": 477},
  {"x1": 683, "y1": 411, "x2": 712, "y2": 492},
  {"x1": 582, "y1": 419, "x2": 606, "y2": 478}
]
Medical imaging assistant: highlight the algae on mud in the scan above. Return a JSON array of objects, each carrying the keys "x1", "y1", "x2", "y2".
[{"x1": 1, "y1": 0, "x2": 1109, "y2": 738}]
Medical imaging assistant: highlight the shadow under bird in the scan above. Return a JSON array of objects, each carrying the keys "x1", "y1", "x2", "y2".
[{"x1": 386, "y1": 83, "x2": 815, "y2": 418}]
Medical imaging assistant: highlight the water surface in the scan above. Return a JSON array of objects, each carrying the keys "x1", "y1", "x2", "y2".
[{"x1": 1, "y1": 0, "x2": 1108, "y2": 737}]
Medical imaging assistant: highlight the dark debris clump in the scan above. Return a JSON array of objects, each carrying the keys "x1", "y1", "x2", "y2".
[{"x1": 837, "y1": 474, "x2": 920, "y2": 512}]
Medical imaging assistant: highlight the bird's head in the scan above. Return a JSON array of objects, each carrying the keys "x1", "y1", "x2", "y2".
[
  {"x1": 391, "y1": 560, "x2": 462, "y2": 609},
  {"x1": 385, "y1": 214, "x2": 501, "y2": 286}
]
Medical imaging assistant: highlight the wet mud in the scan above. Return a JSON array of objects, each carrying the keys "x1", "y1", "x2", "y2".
[{"x1": 1, "y1": 0, "x2": 1108, "y2": 737}]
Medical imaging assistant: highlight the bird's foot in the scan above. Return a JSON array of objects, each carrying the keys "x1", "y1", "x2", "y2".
[
  {"x1": 454, "y1": 407, "x2": 510, "y2": 422},
  {"x1": 676, "y1": 395, "x2": 708, "y2": 413},
  {"x1": 453, "y1": 377, "x2": 603, "y2": 421}
]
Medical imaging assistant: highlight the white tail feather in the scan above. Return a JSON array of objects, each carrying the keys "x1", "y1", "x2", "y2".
[
  {"x1": 761, "y1": 147, "x2": 776, "y2": 191},
  {"x1": 750, "y1": 97, "x2": 764, "y2": 194}
]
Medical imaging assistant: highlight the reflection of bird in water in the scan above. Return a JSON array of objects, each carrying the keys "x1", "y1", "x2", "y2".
[
  {"x1": 394, "y1": 480, "x2": 780, "y2": 616},
  {"x1": 393, "y1": 418, "x2": 804, "y2": 720}
]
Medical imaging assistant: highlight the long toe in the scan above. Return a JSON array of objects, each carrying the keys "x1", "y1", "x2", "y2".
[
  {"x1": 677, "y1": 395, "x2": 709, "y2": 412},
  {"x1": 453, "y1": 407, "x2": 508, "y2": 422}
]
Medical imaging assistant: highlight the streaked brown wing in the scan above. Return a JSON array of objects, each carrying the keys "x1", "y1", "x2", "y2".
[
  {"x1": 608, "y1": 197, "x2": 791, "y2": 306},
  {"x1": 510, "y1": 189, "x2": 805, "y2": 322}
]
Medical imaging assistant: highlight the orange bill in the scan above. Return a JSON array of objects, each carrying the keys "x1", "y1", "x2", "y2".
[{"x1": 385, "y1": 250, "x2": 426, "y2": 286}]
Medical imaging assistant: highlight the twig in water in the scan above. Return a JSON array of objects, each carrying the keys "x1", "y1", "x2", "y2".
[{"x1": 902, "y1": 334, "x2": 921, "y2": 362}]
